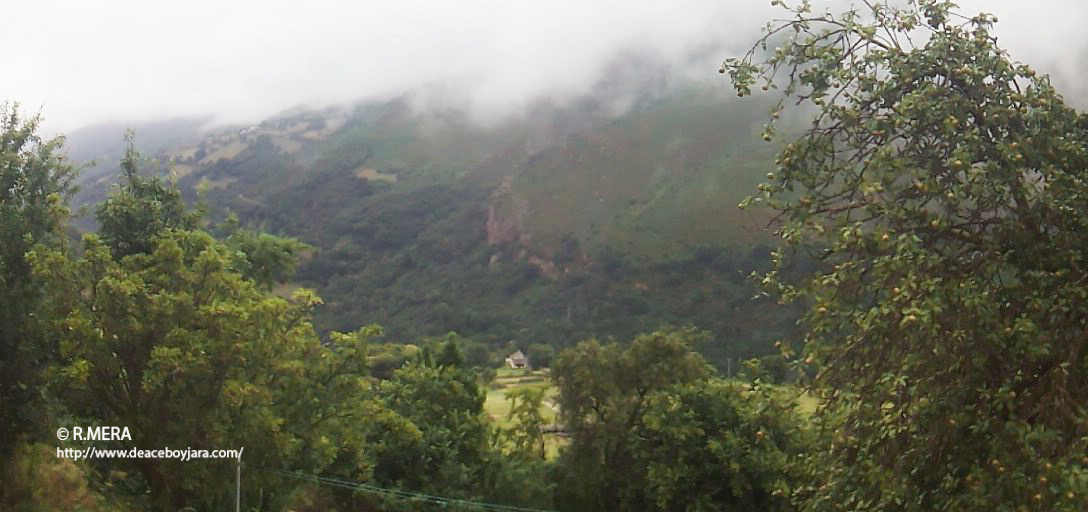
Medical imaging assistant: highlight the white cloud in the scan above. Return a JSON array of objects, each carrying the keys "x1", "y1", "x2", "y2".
[{"x1": 4, "y1": 0, "x2": 1084, "y2": 133}]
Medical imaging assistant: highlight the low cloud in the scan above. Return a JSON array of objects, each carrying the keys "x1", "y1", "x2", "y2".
[{"x1": 5, "y1": 0, "x2": 1085, "y2": 133}]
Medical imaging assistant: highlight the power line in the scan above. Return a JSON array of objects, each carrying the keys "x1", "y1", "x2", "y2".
[{"x1": 253, "y1": 465, "x2": 556, "y2": 512}]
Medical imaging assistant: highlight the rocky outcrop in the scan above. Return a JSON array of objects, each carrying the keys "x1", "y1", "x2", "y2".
[
  {"x1": 486, "y1": 177, "x2": 528, "y2": 245},
  {"x1": 485, "y1": 177, "x2": 559, "y2": 278}
]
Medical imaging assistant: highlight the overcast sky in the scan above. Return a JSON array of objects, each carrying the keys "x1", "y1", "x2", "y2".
[{"x1": 5, "y1": 0, "x2": 1086, "y2": 133}]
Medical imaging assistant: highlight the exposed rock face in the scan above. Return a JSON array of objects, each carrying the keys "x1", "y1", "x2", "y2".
[
  {"x1": 485, "y1": 177, "x2": 559, "y2": 278},
  {"x1": 486, "y1": 177, "x2": 528, "y2": 245}
]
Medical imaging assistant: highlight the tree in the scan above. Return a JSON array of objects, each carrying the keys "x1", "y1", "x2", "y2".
[
  {"x1": 32, "y1": 145, "x2": 377, "y2": 511},
  {"x1": 436, "y1": 332, "x2": 467, "y2": 368},
  {"x1": 723, "y1": 1, "x2": 1088, "y2": 510},
  {"x1": 551, "y1": 329, "x2": 807, "y2": 511},
  {"x1": 550, "y1": 329, "x2": 711, "y2": 510},
  {"x1": 633, "y1": 379, "x2": 805, "y2": 512},
  {"x1": 526, "y1": 343, "x2": 555, "y2": 368},
  {"x1": 482, "y1": 399, "x2": 556, "y2": 510},
  {"x1": 96, "y1": 132, "x2": 197, "y2": 260},
  {"x1": 0, "y1": 104, "x2": 75, "y2": 490},
  {"x1": 367, "y1": 342, "x2": 420, "y2": 380},
  {"x1": 371, "y1": 359, "x2": 490, "y2": 495},
  {"x1": 224, "y1": 228, "x2": 309, "y2": 290},
  {"x1": 366, "y1": 354, "x2": 556, "y2": 510},
  {"x1": 503, "y1": 387, "x2": 548, "y2": 460}
]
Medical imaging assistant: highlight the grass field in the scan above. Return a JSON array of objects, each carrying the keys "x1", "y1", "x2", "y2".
[
  {"x1": 794, "y1": 389, "x2": 820, "y2": 415},
  {"x1": 483, "y1": 367, "x2": 567, "y2": 458},
  {"x1": 482, "y1": 367, "x2": 820, "y2": 461},
  {"x1": 729, "y1": 380, "x2": 821, "y2": 416}
]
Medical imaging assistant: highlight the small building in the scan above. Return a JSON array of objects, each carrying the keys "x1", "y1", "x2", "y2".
[{"x1": 505, "y1": 350, "x2": 529, "y2": 369}]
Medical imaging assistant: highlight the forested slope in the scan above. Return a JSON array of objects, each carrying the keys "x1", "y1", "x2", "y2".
[{"x1": 69, "y1": 84, "x2": 799, "y2": 368}]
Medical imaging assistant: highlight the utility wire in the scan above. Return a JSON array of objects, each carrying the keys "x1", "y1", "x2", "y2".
[{"x1": 253, "y1": 465, "x2": 556, "y2": 512}]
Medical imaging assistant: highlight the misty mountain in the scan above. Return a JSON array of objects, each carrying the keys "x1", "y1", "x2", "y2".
[{"x1": 66, "y1": 78, "x2": 797, "y2": 368}]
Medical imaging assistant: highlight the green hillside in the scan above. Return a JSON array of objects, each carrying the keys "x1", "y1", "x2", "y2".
[{"x1": 70, "y1": 85, "x2": 798, "y2": 369}]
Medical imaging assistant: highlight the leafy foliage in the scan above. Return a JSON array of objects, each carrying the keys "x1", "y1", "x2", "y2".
[
  {"x1": 552, "y1": 329, "x2": 708, "y2": 510},
  {"x1": 551, "y1": 329, "x2": 806, "y2": 511},
  {"x1": 0, "y1": 104, "x2": 75, "y2": 493},
  {"x1": 1, "y1": 443, "x2": 122, "y2": 512},
  {"x1": 725, "y1": 0, "x2": 1088, "y2": 509},
  {"x1": 370, "y1": 358, "x2": 491, "y2": 497},
  {"x1": 96, "y1": 133, "x2": 198, "y2": 259},
  {"x1": 32, "y1": 148, "x2": 378, "y2": 511},
  {"x1": 634, "y1": 379, "x2": 806, "y2": 512},
  {"x1": 502, "y1": 387, "x2": 548, "y2": 460},
  {"x1": 224, "y1": 227, "x2": 309, "y2": 290}
]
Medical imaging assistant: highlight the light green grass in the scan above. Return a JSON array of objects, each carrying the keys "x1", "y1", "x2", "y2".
[
  {"x1": 794, "y1": 390, "x2": 820, "y2": 416},
  {"x1": 485, "y1": 370, "x2": 819, "y2": 460},
  {"x1": 718, "y1": 379, "x2": 822, "y2": 417},
  {"x1": 485, "y1": 369, "x2": 558, "y2": 428},
  {"x1": 484, "y1": 368, "x2": 567, "y2": 458},
  {"x1": 495, "y1": 367, "x2": 536, "y2": 379}
]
